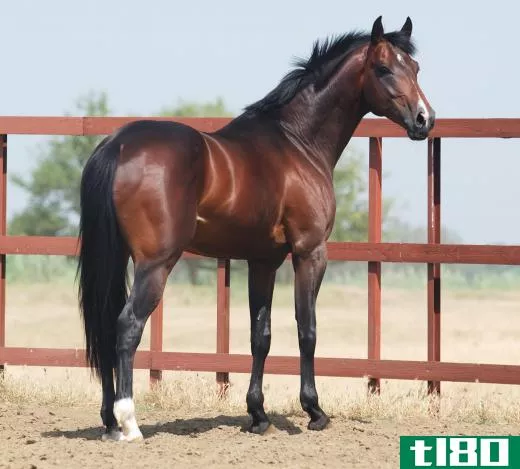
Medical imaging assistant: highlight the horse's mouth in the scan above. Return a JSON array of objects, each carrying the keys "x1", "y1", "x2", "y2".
[{"x1": 407, "y1": 128, "x2": 429, "y2": 141}]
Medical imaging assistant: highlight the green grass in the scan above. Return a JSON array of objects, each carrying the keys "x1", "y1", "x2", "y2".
[
  {"x1": 6, "y1": 254, "x2": 520, "y2": 292},
  {"x1": 6, "y1": 255, "x2": 77, "y2": 284}
]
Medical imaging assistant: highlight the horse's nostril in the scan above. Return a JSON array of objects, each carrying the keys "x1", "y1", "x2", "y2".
[{"x1": 416, "y1": 112, "x2": 426, "y2": 128}]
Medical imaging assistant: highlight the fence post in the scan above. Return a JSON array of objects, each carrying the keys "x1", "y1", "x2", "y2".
[
  {"x1": 427, "y1": 137, "x2": 441, "y2": 395},
  {"x1": 216, "y1": 258, "x2": 230, "y2": 395},
  {"x1": 0, "y1": 135, "x2": 6, "y2": 378},
  {"x1": 368, "y1": 137, "x2": 382, "y2": 394},
  {"x1": 149, "y1": 299, "x2": 164, "y2": 386}
]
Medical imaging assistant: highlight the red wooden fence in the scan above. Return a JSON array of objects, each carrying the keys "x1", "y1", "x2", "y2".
[{"x1": 1, "y1": 116, "x2": 520, "y2": 394}]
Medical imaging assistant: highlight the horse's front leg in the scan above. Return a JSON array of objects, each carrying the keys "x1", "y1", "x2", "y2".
[
  {"x1": 246, "y1": 258, "x2": 283, "y2": 434},
  {"x1": 292, "y1": 242, "x2": 330, "y2": 430}
]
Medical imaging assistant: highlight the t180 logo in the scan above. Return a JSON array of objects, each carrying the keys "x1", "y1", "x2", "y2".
[{"x1": 400, "y1": 436, "x2": 520, "y2": 468}]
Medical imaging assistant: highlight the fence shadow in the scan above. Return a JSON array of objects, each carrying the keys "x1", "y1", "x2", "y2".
[{"x1": 41, "y1": 412, "x2": 303, "y2": 440}]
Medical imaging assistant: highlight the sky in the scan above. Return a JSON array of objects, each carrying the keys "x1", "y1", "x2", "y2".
[{"x1": 1, "y1": 0, "x2": 519, "y2": 244}]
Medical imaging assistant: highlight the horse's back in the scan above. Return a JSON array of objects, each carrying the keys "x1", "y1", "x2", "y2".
[{"x1": 112, "y1": 119, "x2": 204, "y2": 153}]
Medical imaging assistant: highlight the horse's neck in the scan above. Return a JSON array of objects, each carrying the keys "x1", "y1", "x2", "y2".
[{"x1": 280, "y1": 49, "x2": 368, "y2": 170}]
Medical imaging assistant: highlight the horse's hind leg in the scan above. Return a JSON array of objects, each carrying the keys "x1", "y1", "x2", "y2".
[
  {"x1": 113, "y1": 255, "x2": 179, "y2": 441},
  {"x1": 111, "y1": 201, "x2": 196, "y2": 440},
  {"x1": 110, "y1": 134, "x2": 202, "y2": 440},
  {"x1": 102, "y1": 258, "x2": 132, "y2": 441},
  {"x1": 100, "y1": 364, "x2": 121, "y2": 441}
]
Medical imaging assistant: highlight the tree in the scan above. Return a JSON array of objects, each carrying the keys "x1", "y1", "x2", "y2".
[
  {"x1": 330, "y1": 149, "x2": 370, "y2": 242},
  {"x1": 9, "y1": 91, "x2": 110, "y2": 236},
  {"x1": 329, "y1": 147, "x2": 396, "y2": 243},
  {"x1": 384, "y1": 218, "x2": 464, "y2": 244},
  {"x1": 158, "y1": 97, "x2": 231, "y2": 118}
]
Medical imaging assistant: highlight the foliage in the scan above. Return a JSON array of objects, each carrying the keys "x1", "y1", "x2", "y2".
[
  {"x1": 9, "y1": 91, "x2": 109, "y2": 236},
  {"x1": 159, "y1": 97, "x2": 232, "y2": 118}
]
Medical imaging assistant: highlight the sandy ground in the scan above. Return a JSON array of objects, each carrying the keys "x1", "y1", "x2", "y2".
[
  {"x1": 1, "y1": 404, "x2": 519, "y2": 469},
  {"x1": 2, "y1": 281, "x2": 520, "y2": 468}
]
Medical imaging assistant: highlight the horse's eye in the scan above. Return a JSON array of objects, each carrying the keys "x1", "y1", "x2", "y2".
[{"x1": 376, "y1": 65, "x2": 392, "y2": 77}]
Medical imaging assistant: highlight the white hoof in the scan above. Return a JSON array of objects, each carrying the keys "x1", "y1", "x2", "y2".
[
  {"x1": 113, "y1": 398, "x2": 143, "y2": 441},
  {"x1": 121, "y1": 429, "x2": 144, "y2": 442},
  {"x1": 101, "y1": 429, "x2": 124, "y2": 442}
]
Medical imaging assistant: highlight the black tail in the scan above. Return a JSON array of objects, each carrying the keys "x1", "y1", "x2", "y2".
[{"x1": 78, "y1": 136, "x2": 128, "y2": 378}]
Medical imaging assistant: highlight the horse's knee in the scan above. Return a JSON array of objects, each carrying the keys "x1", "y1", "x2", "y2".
[
  {"x1": 250, "y1": 306, "x2": 271, "y2": 357},
  {"x1": 251, "y1": 330, "x2": 271, "y2": 357},
  {"x1": 298, "y1": 329, "x2": 316, "y2": 357}
]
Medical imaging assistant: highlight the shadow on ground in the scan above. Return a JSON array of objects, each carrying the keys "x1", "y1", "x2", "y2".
[{"x1": 41, "y1": 412, "x2": 303, "y2": 440}]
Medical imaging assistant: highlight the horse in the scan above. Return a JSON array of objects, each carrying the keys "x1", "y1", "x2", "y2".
[{"x1": 78, "y1": 16, "x2": 435, "y2": 441}]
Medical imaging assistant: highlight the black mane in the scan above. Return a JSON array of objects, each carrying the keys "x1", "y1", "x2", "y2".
[{"x1": 243, "y1": 30, "x2": 416, "y2": 117}]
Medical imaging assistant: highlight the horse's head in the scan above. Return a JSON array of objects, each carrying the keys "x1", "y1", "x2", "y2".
[{"x1": 362, "y1": 16, "x2": 435, "y2": 140}]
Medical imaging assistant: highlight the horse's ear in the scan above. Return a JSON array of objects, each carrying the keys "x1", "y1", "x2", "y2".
[
  {"x1": 401, "y1": 17, "x2": 413, "y2": 38},
  {"x1": 371, "y1": 16, "x2": 384, "y2": 45}
]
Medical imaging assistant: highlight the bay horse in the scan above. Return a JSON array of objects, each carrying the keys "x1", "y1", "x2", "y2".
[{"x1": 78, "y1": 16, "x2": 435, "y2": 441}]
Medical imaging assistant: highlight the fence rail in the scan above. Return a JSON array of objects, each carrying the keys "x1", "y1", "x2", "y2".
[
  {"x1": 0, "y1": 236, "x2": 519, "y2": 264},
  {"x1": 0, "y1": 116, "x2": 519, "y2": 393},
  {"x1": 2, "y1": 116, "x2": 520, "y2": 137}
]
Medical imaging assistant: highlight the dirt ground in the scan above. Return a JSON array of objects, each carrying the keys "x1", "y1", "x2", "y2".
[
  {"x1": 1, "y1": 404, "x2": 518, "y2": 469},
  {"x1": 2, "y1": 281, "x2": 520, "y2": 468}
]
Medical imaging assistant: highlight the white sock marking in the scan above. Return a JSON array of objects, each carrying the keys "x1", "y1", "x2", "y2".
[
  {"x1": 113, "y1": 398, "x2": 143, "y2": 442},
  {"x1": 101, "y1": 428, "x2": 124, "y2": 442}
]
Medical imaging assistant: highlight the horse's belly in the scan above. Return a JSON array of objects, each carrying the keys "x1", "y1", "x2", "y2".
[{"x1": 186, "y1": 216, "x2": 288, "y2": 260}]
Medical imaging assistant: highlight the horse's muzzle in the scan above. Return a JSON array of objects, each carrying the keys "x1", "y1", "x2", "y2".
[{"x1": 406, "y1": 109, "x2": 435, "y2": 141}]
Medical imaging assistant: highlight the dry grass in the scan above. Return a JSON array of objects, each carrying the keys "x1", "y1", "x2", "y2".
[
  {"x1": 2, "y1": 280, "x2": 520, "y2": 425},
  {"x1": 3, "y1": 371, "x2": 520, "y2": 425},
  {"x1": 0, "y1": 371, "x2": 98, "y2": 408}
]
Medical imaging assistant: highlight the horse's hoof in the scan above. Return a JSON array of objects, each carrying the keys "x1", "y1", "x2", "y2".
[
  {"x1": 308, "y1": 414, "x2": 330, "y2": 431},
  {"x1": 101, "y1": 428, "x2": 124, "y2": 442},
  {"x1": 122, "y1": 429, "x2": 144, "y2": 442},
  {"x1": 249, "y1": 420, "x2": 272, "y2": 435}
]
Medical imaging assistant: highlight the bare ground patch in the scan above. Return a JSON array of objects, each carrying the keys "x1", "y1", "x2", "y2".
[
  {"x1": 2, "y1": 283, "x2": 520, "y2": 467},
  {"x1": 1, "y1": 403, "x2": 519, "y2": 469}
]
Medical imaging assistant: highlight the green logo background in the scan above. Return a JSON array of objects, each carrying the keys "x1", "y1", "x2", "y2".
[{"x1": 400, "y1": 436, "x2": 520, "y2": 468}]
